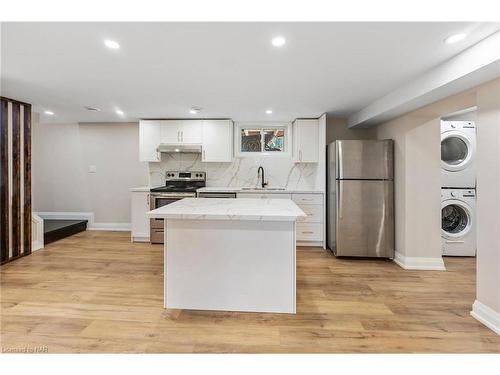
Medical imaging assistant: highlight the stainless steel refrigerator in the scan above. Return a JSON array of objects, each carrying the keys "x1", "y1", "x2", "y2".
[{"x1": 327, "y1": 140, "x2": 394, "y2": 258}]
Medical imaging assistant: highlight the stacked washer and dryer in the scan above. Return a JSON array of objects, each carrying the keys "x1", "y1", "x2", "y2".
[{"x1": 441, "y1": 120, "x2": 477, "y2": 256}]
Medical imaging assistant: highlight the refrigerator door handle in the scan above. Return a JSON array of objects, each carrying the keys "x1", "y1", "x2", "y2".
[
  {"x1": 337, "y1": 181, "x2": 343, "y2": 219},
  {"x1": 337, "y1": 141, "x2": 343, "y2": 178}
]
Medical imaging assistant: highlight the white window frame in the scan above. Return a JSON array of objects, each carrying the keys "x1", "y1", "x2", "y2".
[{"x1": 235, "y1": 122, "x2": 292, "y2": 158}]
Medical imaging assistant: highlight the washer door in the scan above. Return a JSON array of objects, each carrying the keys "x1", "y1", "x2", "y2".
[
  {"x1": 441, "y1": 200, "x2": 472, "y2": 239},
  {"x1": 441, "y1": 131, "x2": 472, "y2": 172}
]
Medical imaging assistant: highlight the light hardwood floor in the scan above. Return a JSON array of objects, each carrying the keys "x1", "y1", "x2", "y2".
[{"x1": 1, "y1": 231, "x2": 499, "y2": 353}]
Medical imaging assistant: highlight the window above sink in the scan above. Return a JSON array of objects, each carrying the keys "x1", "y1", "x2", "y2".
[{"x1": 236, "y1": 123, "x2": 291, "y2": 157}]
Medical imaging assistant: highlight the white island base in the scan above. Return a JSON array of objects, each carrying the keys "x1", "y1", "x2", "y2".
[{"x1": 165, "y1": 219, "x2": 296, "y2": 313}]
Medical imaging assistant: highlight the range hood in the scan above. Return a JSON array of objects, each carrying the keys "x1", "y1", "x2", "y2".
[{"x1": 156, "y1": 144, "x2": 202, "y2": 153}]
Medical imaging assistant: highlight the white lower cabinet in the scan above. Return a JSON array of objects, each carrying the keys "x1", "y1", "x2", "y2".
[
  {"x1": 296, "y1": 204, "x2": 322, "y2": 223},
  {"x1": 236, "y1": 192, "x2": 325, "y2": 246},
  {"x1": 131, "y1": 191, "x2": 150, "y2": 242},
  {"x1": 296, "y1": 223, "x2": 324, "y2": 241},
  {"x1": 292, "y1": 193, "x2": 324, "y2": 244},
  {"x1": 236, "y1": 193, "x2": 292, "y2": 199}
]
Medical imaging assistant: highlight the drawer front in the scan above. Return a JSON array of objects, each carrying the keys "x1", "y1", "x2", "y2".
[
  {"x1": 237, "y1": 193, "x2": 292, "y2": 199},
  {"x1": 292, "y1": 193, "x2": 323, "y2": 205},
  {"x1": 296, "y1": 223, "x2": 323, "y2": 241},
  {"x1": 296, "y1": 204, "x2": 323, "y2": 223}
]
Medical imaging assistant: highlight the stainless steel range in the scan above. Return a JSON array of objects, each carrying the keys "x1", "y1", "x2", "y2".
[{"x1": 149, "y1": 171, "x2": 206, "y2": 244}]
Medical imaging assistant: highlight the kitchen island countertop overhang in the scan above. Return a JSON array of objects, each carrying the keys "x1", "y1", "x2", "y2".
[
  {"x1": 147, "y1": 198, "x2": 306, "y2": 314},
  {"x1": 146, "y1": 197, "x2": 306, "y2": 221}
]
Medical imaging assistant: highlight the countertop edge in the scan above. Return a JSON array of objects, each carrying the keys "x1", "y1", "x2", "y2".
[
  {"x1": 146, "y1": 198, "x2": 306, "y2": 221},
  {"x1": 146, "y1": 213, "x2": 303, "y2": 222},
  {"x1": 196, "y1": 187, "x2": 325, "y2": 194}
]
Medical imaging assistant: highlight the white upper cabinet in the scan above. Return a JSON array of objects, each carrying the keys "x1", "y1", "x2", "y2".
[
  {"x1": 160, "y1": 120, "x2": 202, "y2": 144},
  {"x1": 202, "y1": 120, "x2": 233, "y2": 162},
  {"x1": 160, "y1": 120, "x2": 180, "y2": 144},
  {"x1": 139, "y1": 120, "x2": 161, "y2": 162},
  {"x1": 293, "y1": 119, "x2": 319, "y2": 163},
  {"x1": 180, "y1": 120, "x2": 203, "y2": 144}
]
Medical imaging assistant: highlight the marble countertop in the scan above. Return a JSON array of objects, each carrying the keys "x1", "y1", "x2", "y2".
[
  {"x1": 132, "y1": 186, "x2": 324, "y2": 194},
  {"x1": 196, "y1": 187, "x2": 324, "y2": 194},
  {"x1": 146, "y1": 198, "x2": 306, "y2": 221},
  {"x1": 130, "y1": 186, "x2": 154, "y2": 192}
]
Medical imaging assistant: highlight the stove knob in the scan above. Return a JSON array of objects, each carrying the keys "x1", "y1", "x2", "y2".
[{"x1": 451, "y1": 192, "x2": 456, "y2": 197}]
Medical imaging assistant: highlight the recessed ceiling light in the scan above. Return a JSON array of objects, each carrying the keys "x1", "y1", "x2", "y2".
[
  {"x1": 84, "y1": 106, "x2": 101, "y2": 112},
  {"x1": 271, "y1": 36, "x2": 286, "y2": 47},
  {"x1": 44, "y1": 110, "x2": 54, "y2": 115},
  {"x1": 115, "y1": 109, "x2": 124, "y2": 116},
  {"x1": 445, "y1": 33, "x2": 467, "y2": 44},
  {"x1": 189, "y1": 107, "x2": 202, "y2": 114},
  {"x1": 104, "y1": 39, "x2": 120, "y2": 49},
  {"x1": 265, "y1": 109, "x2": 273, "y2": 114}
]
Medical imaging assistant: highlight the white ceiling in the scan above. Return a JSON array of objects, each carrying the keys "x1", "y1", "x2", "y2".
[{"x1": 1, "y1": 22, "x2": 499, "y2": 123}]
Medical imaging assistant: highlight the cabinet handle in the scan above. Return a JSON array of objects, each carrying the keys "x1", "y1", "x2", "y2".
[
  {"x1": 147, "y1": 194, "x2": 150, "y2": 204},
  {"x1": 299, "y1": 150, "x2": 302, "y2": 161},
  {"x1": 302, "y1": 231, "x2": 314, "y2": 234},
  {"x1": 203, "y1": 150, "x2": 206, "y2": 160},
  {"x1": 181, "y1": 131, "x2": 183, "y2": 142}
]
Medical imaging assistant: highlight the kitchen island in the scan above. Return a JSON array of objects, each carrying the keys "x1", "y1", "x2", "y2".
[{"x1": 147, "y1": 198, "x2": 305, "y2": 314}]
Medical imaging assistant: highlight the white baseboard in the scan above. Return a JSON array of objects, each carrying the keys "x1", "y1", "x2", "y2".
[
  {"x1": 132, "y1": 236, "x2": 150, "y2": 243},
  {"x1": 297, "y1": 240, "x2": 323, "y2": 247},
  {"x1": 35, "y1": 212, "x2": 131, "y2": 232},
  {"x1": 32, "y1": 239, "x2": 44, "y2": 251},
  {"x1": 32, "y1": 214, "x2": 44, "y2": 251},
  {"x1": 89, "y1": 222, "x2": 131, "y2": 231},
  {"x1": 471, "y1": 300, "x2": 500, "y2": 335},
  {"x1": 394, "y1": 252, "x2": 446, "y2": 270}
]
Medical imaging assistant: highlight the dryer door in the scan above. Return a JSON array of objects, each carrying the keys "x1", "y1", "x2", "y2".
[
  {"x1": 441, "y1": 200, "x2": 472, "y2": 239},
  {"x1": 441, "y1": 131, "x2": 473, "y2": 172}
]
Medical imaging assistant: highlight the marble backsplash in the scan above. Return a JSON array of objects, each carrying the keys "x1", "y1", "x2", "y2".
[{"x1": 149, "y1": 152, "x2": 324, "y2": 191}]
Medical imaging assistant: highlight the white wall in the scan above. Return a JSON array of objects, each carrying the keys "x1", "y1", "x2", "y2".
[
  {"x1": 32, "y1": 119, "x2": 148, "y2": 225},
  {"x1": 375, "y1": 88, "x2": 477, "y2": 269},
  {"x1": 375, "y1": 77, "x2": 500, "y2": 333},
  {"x1": 473, "y1": 79, "x2": 500, "y2": 333},
  {"x1": 326, "y1": 116, "x2": 376, "y2": 144}
]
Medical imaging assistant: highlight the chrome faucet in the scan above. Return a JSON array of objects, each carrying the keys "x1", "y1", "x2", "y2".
[{"x1": 257, "y1": 166, "x2": 268, "y2": 188}]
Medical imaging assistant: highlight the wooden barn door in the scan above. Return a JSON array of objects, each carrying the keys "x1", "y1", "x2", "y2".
[{"x1": 0, "y1": 97, "x2": 32, "y2": 264}]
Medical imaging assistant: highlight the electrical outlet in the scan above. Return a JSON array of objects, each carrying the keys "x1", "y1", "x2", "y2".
[{"x1": 88, "y1": 165, "x2": 97, "y2": 173}]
